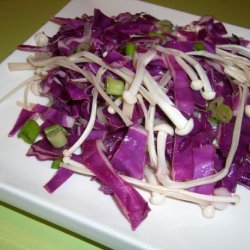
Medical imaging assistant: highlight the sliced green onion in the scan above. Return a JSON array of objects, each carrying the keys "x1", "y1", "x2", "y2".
[
  {"x1": 44, "y1": 124, "x2": 68, "y2": 148},
  {"x1": 194, "y1": 42, "x2": 206, "y2": 51},
  {"x1": 156, "y1": 20, "x2": 173, "y2": 33},
  {"x1": 51, "y1": 158, "x2": 63, "y2": 169},
  {"x1": 18, "y1": 119, "x2": 40, "y2": 144},
  {"x1": 207, "y1": 97, "x2": 224, "y2": 115},
  {"x1": 148, "y1": 32, "x2": 167, "y2": 41},
  {"x1": 106, "y1": 77, "x2": 125, "y2": 96},
  {"x1": 124, "y1": 43, "x2": 136, "y2": 57},
  {"x1": 207, "y1": 97, "x2": 232, "y2": 124},
  {"x1": 208, "y1": 115, "x2": 219, "y2": 125},
  {"x1": 214, "y1": 104, "x2": 233, "y2": 124}
]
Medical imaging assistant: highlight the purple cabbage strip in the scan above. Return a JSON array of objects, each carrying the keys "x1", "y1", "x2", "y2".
[
  {"x1": 103, "y1": 50, "x2": 129, "y2": 68},
  {"x1": 82, "y1": 140, "x2": 150, "y2": 230},
  {"x1": 65, "y1": 84, "x2": 91, "y2": 101},
  {"x1": 92, "y1": 8, "x2": 114, "y2": 29},
  {"x1": 44, "y1": 154, "x2": 82, "y2": 193},
  {"x1": 167, "y1": 55, "x2": 194, "y2": 116},
  {"x1": 44, "y1": 167, "x2": 74, "y2": 193},
  {"x1": 104, "y1": 129, "x2": 128, "y2": 157},
  {"x1": 8, "y1": 108, "x2": 35, "y2": 136},
  {"x1": 49, "y1": 83, "x2": 71, "y2": 103},
  {"x1": 52, "y1": 16, "x2": 87, "y2": 29},
  {"x1": 172, "y1": 119, "x2": 216, "y2": 181},
  {"x1": 111, "y1": 126, "x2": 148, "y2": 179},
  {"x1": 26, "y1": 139, "x2": 63, "y2": 160},
  {"x1": 17, "y1": 44, "x2": 51, "y2": 53},
  {"x1": 32, "y1": 104, "x2": 75, "y2": 128},
  {"x1": 190, "y1": 145, "x2": 215, "y2": 195},
  {"x1": 172, "y1": 135, "x2": 194, "y2": 181},
  {"x1": 102, "y1": 106, "x2": 126, "y2": 131}
]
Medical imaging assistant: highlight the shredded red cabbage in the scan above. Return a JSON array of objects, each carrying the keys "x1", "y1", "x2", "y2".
[{"x1": 7, "y1": 8, "x2": 250, "y2": 229}]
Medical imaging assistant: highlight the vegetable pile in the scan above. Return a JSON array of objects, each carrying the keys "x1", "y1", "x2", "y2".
[{"x1": 2, "y1": 9, "x2": 250, "y2": 230}]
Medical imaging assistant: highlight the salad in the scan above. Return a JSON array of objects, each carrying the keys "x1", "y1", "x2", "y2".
[{"x1": 2, "y1": 8, "x2": 250, "y2": 230}]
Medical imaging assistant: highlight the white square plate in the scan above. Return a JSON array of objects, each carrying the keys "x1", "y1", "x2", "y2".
[{"x1": 1, "y1": 0, "x2": 250, "y2": 249}]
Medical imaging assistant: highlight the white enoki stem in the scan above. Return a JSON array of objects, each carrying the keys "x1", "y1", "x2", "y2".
[
  {"x1": 63, "y1": 89, "x2": 98, "y2": 157},
  {"x1": 144, "y1": 165, "x2": 166, "y2": 205},
  {"x1": 212, "y1": 187, "x2": 232, "y2": 211},
  {"x1": 8, "y1": 62, "x2": 35, "y2": 71},
  {"x1": 137, "y1": 85, "x2": 156, "y2": 106},
  {"x1": 216, "y1": 48, "x2": 250, "y2": 66},
  {"x1": 216, "y1": 44, "x2": 250, "y2": 59},
  {"x1": 216, "y1": 48, "x2": 250, "y2": 83},
  {"x1": 70, "y1": 78, "x2": 88, "y2": 83},
  {"x1": 243, "y1": 68, "x2": 250, "y2": 118},
  {"x1": 243, "y1": 66, "x2": 250, "y2": 82},
  {"x1": 35, "y1": 66, "x2": 57, "y2": 76},
  {"x1": 30, "y1": 79, "x2": 42, "y2": 96},
  {"x1": 60, "y1": 161, "x2": 240, "y2": 205},
  {"x1": 159, "y1": 69, "x2": 171, "y2": 87},
  {"x1": 188, "y1": 49, "x2": 250, "y2": 85},
  {"x1": 224, "y1": 65, "x2": 248, "y2": 84},
  {"x1": 154, "y1": 123, "x2": 174, "y2": 180},
  {"x1": 122, "y1": 82, "x2": 135, "y2": 119},
  {"x1": 123, "y1": 49, "x2": 156, "y2": 104},
  {"x1": 107, "y1": 97, "x2": 122, "y2": 114},
  {"x1": 23, "y1": 80, "x2": 32, "y2": 109},
  {"x1": 0, "y1": 75, "x2": 41, "y2": 103},
  {"x1": 23, "y1": 78, "x2": 42, "y2": 108},
  {"x1": 16, "y1": 100, "x2": 28, "y2": 109},
  {"x1": 137, "y1": 94, "x2": 148, "y2": 127},
  {"x1": 144, "y1": 70, "x2": 173, "y2": 105},
  {"x1": 27, "y1": 55, "x2": 68, "y2": 68},
  {"x1": 174, "y1": 55, "x2": 203, "y2": 90},
  {"x1": 155, "y1": 45, "x2": 216, "y2": 100},
  {"x1": 146, "y1": 105, "x2": 158, "y2": 168},
  {"x1": 187, "y1": 50, "x2": 228, "y2": 64},
  {"x1": 189, "y1": 49, "x2": 249, "y2": 84},
  {"x1": 122, "y1": 101, "x2": 134, "y2": 120}
]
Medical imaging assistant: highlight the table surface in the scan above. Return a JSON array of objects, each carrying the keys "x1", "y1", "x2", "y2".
[{"x1": 0, "y1": 1, "x2": 249, "y2": 250}]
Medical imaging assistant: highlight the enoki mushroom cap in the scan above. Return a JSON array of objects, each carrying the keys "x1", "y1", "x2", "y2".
[
  {"x1": 201, "y1": 90, "x2": 216, "y2": 100},
  {"x1": 191, "y1": 79, "x2": 203, "y2": 90},
  {"x1": 202, "y1": 205, "x2": 215, "y2": 218},
  {"x1": 150, "y1": 194, "x2": 166, "y2": 205},
  {"x1": 175, "y1": 118, "x2": 194, "y2": 136},
  {"x1": 34, "y1": 32, "x2": 49, "y2": 46},
  {"x1": 245, "y1": 105, "x2": 250, "y2": 117}
]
